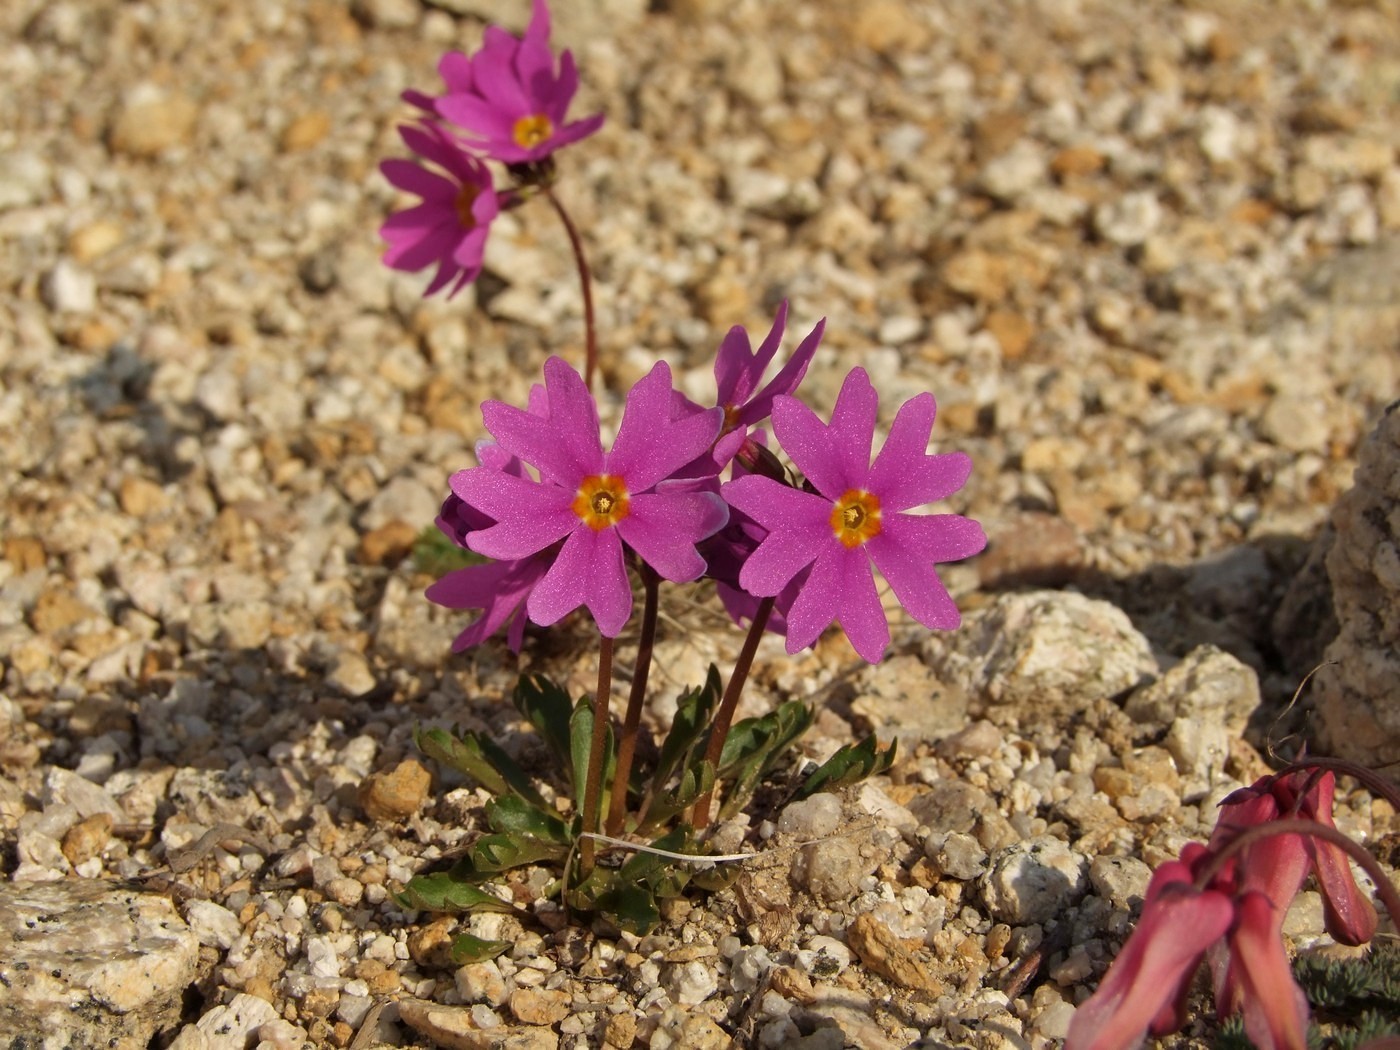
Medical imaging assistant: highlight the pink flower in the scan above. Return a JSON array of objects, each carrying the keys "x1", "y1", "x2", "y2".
[
  {"x1": 1066, "y1": 848, "x2": 1235, "y2": 1050},
  {"x1": 426, "y1": 446, "x2": 551, "y2": 653},
  {"x1": 721, "y1": 367, "x2": 985, "y2": 662},
  {"x1": 452, "y1": 357, "x2": 727, "y2": 636},
  {"x1": 713, "y1": 301, "x2": 825, "y2": 434},
  {"x1": 1213, "y1": 770, "x2": 1378, "y2": 946},
  {"x1": 379, "y1": 123, "x2": 500, "y2": 297},
  {"x1": 430, "y1": 0, "x2": 604, "y2": 165},
  {"x1": 1067, "y1": 843, "x2": 1308, "y2": 1050}
]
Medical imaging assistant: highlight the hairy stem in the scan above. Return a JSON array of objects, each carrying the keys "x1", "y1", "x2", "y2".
[
  {"x1": 544, "y1": 186, "x2": 598, "y2": 391},
  {"x1": 1196, "y1": 817, "x2": 1400, "y2": 930},
  {"x1": 693, "y1": 596, "x2": 774, "y2": 830},
  {"x1": 606, "y1": 567, "x2": 660, "y2": 836},
  {"x1": 579, "y1": 634, "x2": 614, "y2": 875}
]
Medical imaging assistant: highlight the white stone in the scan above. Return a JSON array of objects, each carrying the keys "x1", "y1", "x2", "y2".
[{"x1": 40, "y1": 260, "x2": 97, "y2": 314}]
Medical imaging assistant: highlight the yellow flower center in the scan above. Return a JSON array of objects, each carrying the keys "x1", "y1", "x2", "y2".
[
  {"x1": 454, "y1": 183, "x2": 480, "y2": 228},
  {"x1": 513, "y1": 114, "x2": 554, "y2": 149},
  {"x1": 572, "y1": 475, "x2": 630, "y2": 531},
  {"x1": 830, "y1": 489, "x2": 882, "y2": 548}
]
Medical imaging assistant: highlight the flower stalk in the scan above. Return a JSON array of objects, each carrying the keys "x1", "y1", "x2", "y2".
[
  {"x1": 545, "y1": 185, "x2": 598, "y2": 390},
  {"x1": 606, "y1": 564, "x2": 660, "y2": 836},
  {"x1": 578, "y1": 633, "x2": 614, "y2": 875},
  {"x1": 692, "y1": 595, "x2": 775, "y2": 830}
]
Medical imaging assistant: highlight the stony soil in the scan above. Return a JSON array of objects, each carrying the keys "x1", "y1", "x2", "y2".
[{"x1": 2, "y1": 0, "x2": 1399, "y2": 1047}]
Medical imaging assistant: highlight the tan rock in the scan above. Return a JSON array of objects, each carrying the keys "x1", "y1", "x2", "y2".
[
  {"x1": 983, "y1": 310, "x2": 1033, "y2": 358},
  {"x1": 846, "y1": 913, "x2": 942, "y2": 993},
  {"x1": 509, "y1": 987, "x2": 570, "y2": 1026},
  {"x1": 119, "y1": 476, "x2": 168, "y2": 517},
  {"x1": 68, "y1": 221, "x2": 125, "y2": 263},
  {"x1": 61, "y1": 813, "x2": 113, "y2": 867},
  {"x1": 358, "y1": 759, "x2": 431, "y2": 822},
  {"x1": 108, "y1": 89, "x2": 198, "y2": 157},
  {"x1": 397, "y1": 999, "x2": 559, "y2": 1050},
  {"x1": 30, "y1": 587, "x2": 101, "y2": 635},
  {"x1": 358, "y1": 520, "x2": 419, "y2": 567},
  {"x1": 281, "y1": 111, "x2": 331, "y2": 152}
]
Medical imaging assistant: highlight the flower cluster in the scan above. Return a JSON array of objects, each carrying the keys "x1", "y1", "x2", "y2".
[
  {"x1": 379, "y1": 0, "x2": 603, "y2": 296},
  {"x1": 1067, "y1": 767, "x2": 1379, "y2": 1050},
  {"x1": 427, "y1": 304, "x2": 985, "y2": 663}
]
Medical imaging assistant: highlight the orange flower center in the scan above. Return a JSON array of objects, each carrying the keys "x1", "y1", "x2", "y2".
[
  {"x1": 722, "y1": 404, "x2": 742, "y2": 432},
  {"x1": 513, "y1": 114, "x2": 554, "y2": 149},
  {"x1": 830, "y1": 489, "x2": 881, "y2": 548},
  {"x1": 455, "y1": 183, "x2": 480, "y2": 228},
  {"x1": 572, "y1": 475, "x2": 630, "y2": 531}
]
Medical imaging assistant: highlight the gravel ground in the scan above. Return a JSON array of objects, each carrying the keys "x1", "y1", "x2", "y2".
[{"x1": 2, "y1": 0, "x2": 1399, "y2": 1047}]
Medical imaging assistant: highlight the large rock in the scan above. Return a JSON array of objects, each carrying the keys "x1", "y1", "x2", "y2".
[
  {"x1": 921, "y1": 591, "x2": 1158, "y2": 727},
  {"x1": 1314, "y1": 401, "x2": 1400, "y2": 766},
  {"x1": 0, "y1": 880, "x2": 200, "y2": 1048}
]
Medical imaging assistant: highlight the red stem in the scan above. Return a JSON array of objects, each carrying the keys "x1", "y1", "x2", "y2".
[
  {"x1": 692, "y1": 596, "x2": 774, "y2": 830},
  {"x1": 606, "y1": 567, "x2": 659, "y2": 836},
  {"x1": 579, "y1": 634, "x2": 614, "y2": 875},
  {"x1": 544, "y1": 186, "x2": 598, "y2": 391}
]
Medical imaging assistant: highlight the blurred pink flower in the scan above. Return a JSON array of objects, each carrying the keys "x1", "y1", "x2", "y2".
[
  {"x1": 379, "y1": 123, "x2": 499, "y2": 297},
  {"x1": 428, "y1": 0, "x2": 604, "y2": 165}
]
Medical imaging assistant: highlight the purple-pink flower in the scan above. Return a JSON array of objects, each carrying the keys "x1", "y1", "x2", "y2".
[
  {"x1": 426, "y1": 445, "x2": 551, "y2": 653},
  {"x1": 713, "y1": 301, "x2": 825, "y2": 435},
  {"x1": 452, "y1": 357, "x2": 727, "y2": 636},
  {"x1": 428, "y1": 0, "x2": 604, "y2": 165},
  {"x1": 722, "y1": 367, "x2": 985, "y2": 662},
  {"x1": 379, "y1": 123, "x2": 500, "y2": 297}
]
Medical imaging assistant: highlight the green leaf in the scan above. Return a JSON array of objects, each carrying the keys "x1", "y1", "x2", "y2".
[
  {"x1": 395, "y1": 872, "x2": 517, "y2": 914},
  {"x1": 415, "y1": 726, "x2": 547, "y2": 809},
  {"x1": 416, "y1": 726, "x2": 508, "y2": 796},
  {"x1": 718, "y1": 701, "x2": 814, "y2": 819},
  {"x1": 652, "y1": 665, "x2": 722, "y2": 790},
  {"x1": 590, "y1": 881, "x2": 662, "y2": 935},
  {"x1": 413, "y1": 525, "x2": 487, "y2": 578},
  {"x1": 450, "y1": 933, "x2": 513, "y2": 964},
  {"x1": 569, "y1": 697, "x2": 614, "y2": 813},
  {"x1": 512, "y1": 674, "x2": 575, "y2": 772},
  {"x1": 792, "y1": 735, "x2": 898, "y2": 801},
  {"x1": 467, "y1": 832, "x2": 567, "y2": 873},
  {"x1": 485, "y1": 795, "x2": 571, "y2": 845},
  {"x1": 639, "y1": 762, "x2": 716, "y2": 830}
]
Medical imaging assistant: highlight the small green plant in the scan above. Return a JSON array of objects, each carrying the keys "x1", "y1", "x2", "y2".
[
  {"x1": 1293, "y1": 944, "x2": 1400, "y2": 1049},
  {"x1": 397, "y1": 670, "x2": 894, "y2": 948}
]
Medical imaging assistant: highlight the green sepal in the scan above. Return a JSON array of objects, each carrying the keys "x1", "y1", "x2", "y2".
[
  {"x1": 450, "y1": 933, "x2": 513, "y2": 964},
  {"x1": 792, "y1": 735, "x2": 898, "y2": 801}
]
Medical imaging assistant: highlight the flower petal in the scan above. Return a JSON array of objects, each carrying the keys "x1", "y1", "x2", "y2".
[
  {"x1": 1225, "y1": 892, "x2": 1309, "y2": 1050},
  {"x1": 619, "y1": 490, "x2": 728, "y2": 582},
  {"x1": 1066, "y1": 879, "x2": 1235, "y2": 1050},
  {"x1": 607, "y1": 361, "x2": 721, "y2": 490},
  {"x1": 527, "y1": 525, "x2": 632, "y2": 636},
  {"x1": 866, "y1": 394, "x2": 974, "y2": 510},
  {"x1": 740, "y1": 315, "x2": 824, "y2": 428},
  {"x1": 453, "y1": 468, "x2": 576, "y2": 558}
]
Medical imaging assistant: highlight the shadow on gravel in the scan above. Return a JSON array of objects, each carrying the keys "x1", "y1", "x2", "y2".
[
  {"x1": 72, "y1": 343, "x2": 200, "y2": 483},
  {"x1": 979, "y1": 526, "x2": 1333, "y2": 742}
]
